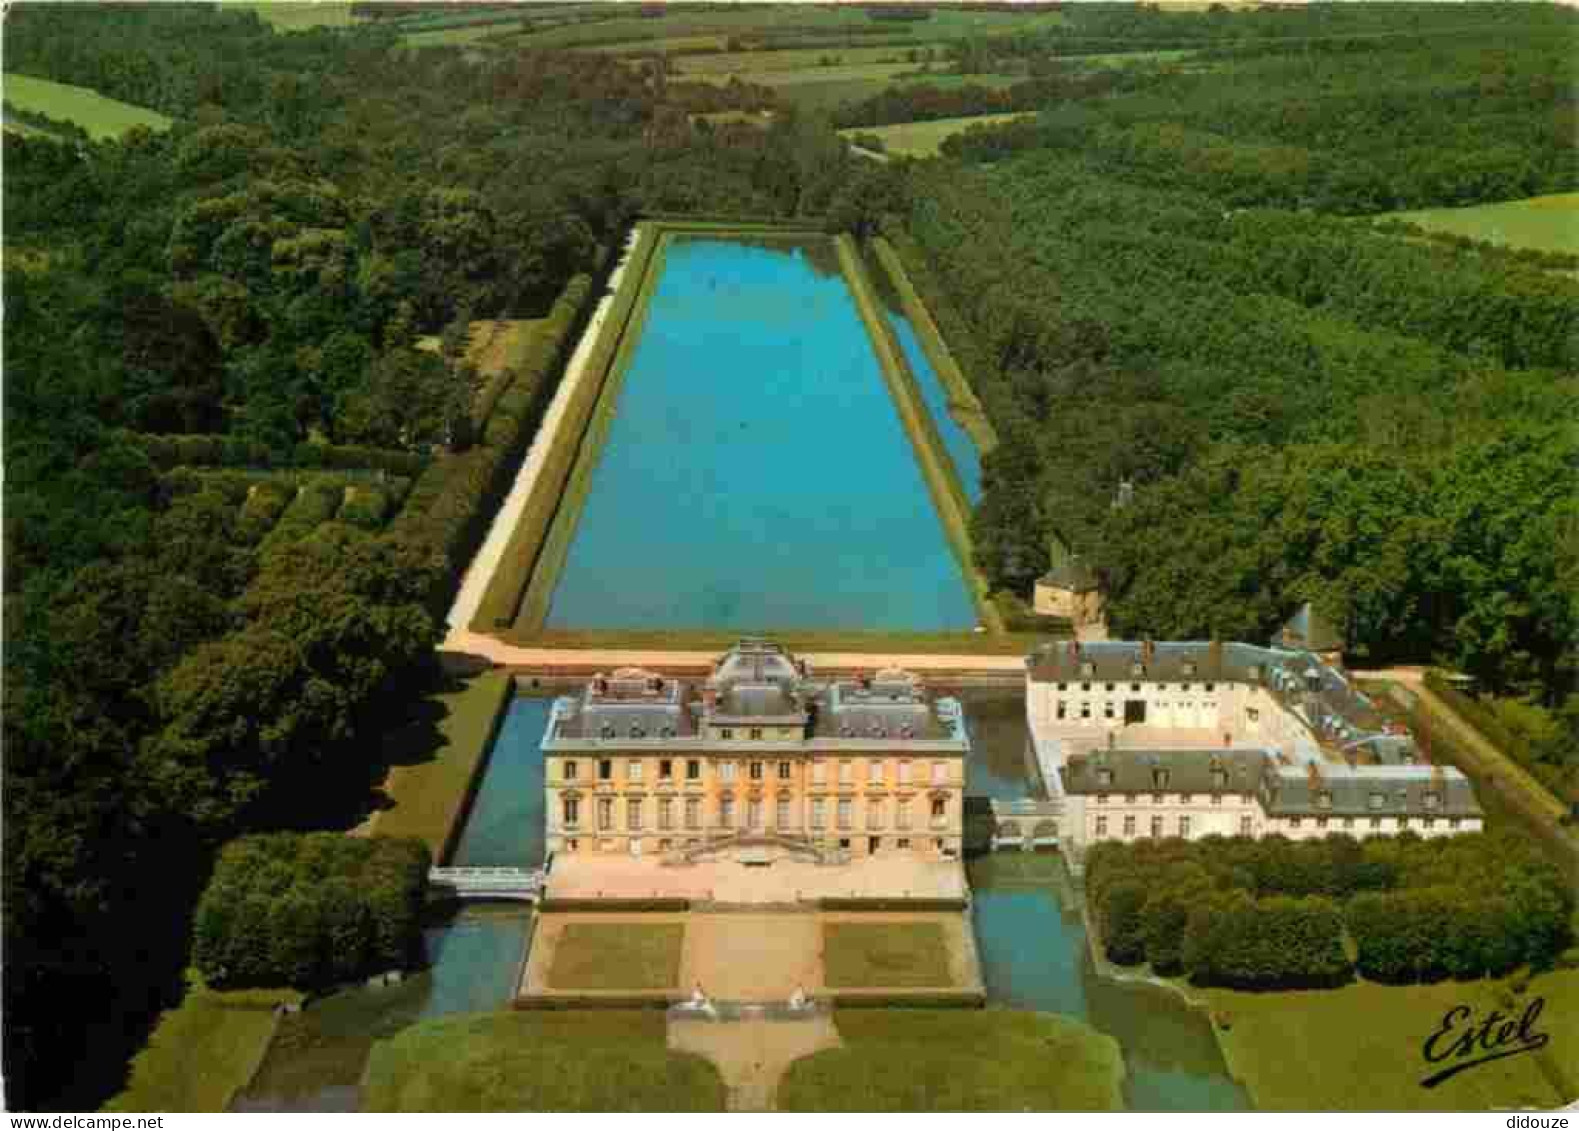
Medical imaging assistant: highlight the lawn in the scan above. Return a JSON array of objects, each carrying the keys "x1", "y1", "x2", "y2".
[
  {"x1": 548, "y1": 922, "x2": 684, "y2": 990},
  {"x1": 103, "y1": 977, "x2": 303, "y2": 1112},
  {"x1": 362, "y1": 1010, "x2": 726, "y2": 1111},
  {"x1": 3, "y1": 73, "x2": 171, "y2": 140},
  {"x1": 1196, "y1": 967, "x2": 1579, "y2": 1111},
  {"x1": 779, "y1": 1009, "x2": 1125, "y2": 1111},
  {"x1": 841, "y1": 112, "x2": 1037, "y2": 158},
  {"x1": 223, "y1": 2, "x2": 354, "y2": 31},
  {"x1": 368, "y1": 672, "x2": 513, "y2": 858},
  {"x1": 823, "y1": 922, "x2": 954, "y2": 988},
  {"x1": 1379, "y1": 193, "x2": 1579, "y2": 255}
]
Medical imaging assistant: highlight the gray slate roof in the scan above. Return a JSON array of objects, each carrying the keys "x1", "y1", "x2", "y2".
[{"x1": 1063, "y1": 748, "x2": 1267, "y2": 795}]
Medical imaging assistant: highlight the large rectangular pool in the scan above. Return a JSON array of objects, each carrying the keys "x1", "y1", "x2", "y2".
[{"x1": 542, "y1": 234, "x2": 978, "y2": 632}]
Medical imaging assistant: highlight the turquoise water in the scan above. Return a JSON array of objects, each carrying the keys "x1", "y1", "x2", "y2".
[
  {"x1": 450, "y1": 697, "x2": 550, "y2": 869},
  {"x1": 886, "y1": 313, "x2": 982, "y2": 503},
  {"x1": 545, "y1": 236, "x2": 977, "y2": 632},
  {"x1": 971, "y1": 858, "x2": 1252, "y2": 1112},
  {"x1": 418, "y1": 912, "x2": 531, "y2": 1020}
]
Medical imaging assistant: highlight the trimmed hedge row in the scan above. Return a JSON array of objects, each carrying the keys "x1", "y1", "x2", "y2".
[
  {"x1": 235, "y1": 482, "x2": 296, "y2": 546},
  {"x1": 536, "y1": 898, "x2": 690, "y2": 913},
  {"x1": 386, "y1": 273, "x2": 595, "y2": 618},
  {"x1": 819, "y1": 898, "x2": 969, "y2": 912},
  {"x1": 338, "y1": 485, "x2": 391, "y2": 530},
  {"x1": 257, "y1": 481, "x2": 345, "y2": 558},
  {"x1": 193, "y1": 833, "x2": 430, "y2": 990},
  {"x1": 124, "y1": 430, "x2": 427, "y2": 477}
]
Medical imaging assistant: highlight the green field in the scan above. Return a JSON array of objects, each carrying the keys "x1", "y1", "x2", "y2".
[
  {"x1": 224, "y1": 2, "x2": 354, "y2": 31},
  {"x1": 1197, "y1": 967, "x2": 1579, "y2": 1110},
  {"x1": 1379, "y1": 193, "x2": 1579, "y2": 255},
  {"x1": 3, "y1": 73, "x2": 172, "y2": 140},
  {"x1": 672, "y1": 44, "x2": 919, "y2": 75},
  {"x1": 823, "y1": 923, "x2": 954, "y2": 988},
  {"x1": 779, "y1": 1009, "x2": 1124, "y2": 1111},
  {"x1": 841, "y1": 112, "x2": 1037, "y2": 158},
  {"x1": 402, "y1": 20, "x2": 529, "y2": 49},
  {"x1": 366, "y1": 672, "x2": 513, "y2": 859},
  {"x1": 103, "y1": 978, "x2": 303, "y2": 1113},
  {"x1": 363, "y1": 1010, "x2": 726, "y2": 1111},
  {"x1": 548, "y1": 923, "x2": 684, "y2": 991}
]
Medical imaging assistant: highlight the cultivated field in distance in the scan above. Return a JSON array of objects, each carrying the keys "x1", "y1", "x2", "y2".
[
  {"x1": 1379, "y1": 193, "x2": 1579, "y2": 255},
  {"x1": 2, "y1": 73, "x2": 172, "y2": 139}
]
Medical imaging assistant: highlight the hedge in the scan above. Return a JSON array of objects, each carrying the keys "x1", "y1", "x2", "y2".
[
  {"x1": 234, "y1": 482, "x2": 296, "y2": 546},
  {"x1": 292, "y1": 442, "x2": 428, "y2": 477},
  {"x1": 257, "y1": 480, "x2": 346, "y2": 558},
  {"x1": 122, "y1": 430, "x2": 427, "y2": 477},
  {"x1": 338, "y1": 485, "x2": 390, "y2": 530},
  {"x1": 192, "y1": 832, "x2": 430, "y2": 990}
]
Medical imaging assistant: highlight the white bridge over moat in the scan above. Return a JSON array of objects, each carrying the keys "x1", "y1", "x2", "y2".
[
  {"x1": 989, "y1": 798, "x2": 1064, "y2": 850},
  {"x1": 427, "y1": 867, "x2": 545, "y2": 902}
]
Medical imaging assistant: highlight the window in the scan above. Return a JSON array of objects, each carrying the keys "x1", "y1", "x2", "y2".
[
  {"x1": 1148, "y1": 816, "x2": 1162, "y2": 838},
  {"x1": 868, "y1": 802, "x2": 883, "y2": 829},
  {"x1": 1245, "y1": 707, "x2": 1259, "y2": 723},
  {"x1": 659, "y1": 839, "x2": 672, "y2": 852},
  {"x1": 778, "y1": 761, "x2": 791, "y2": 780},
  {"x1": 1342, "y1": 817, "x2": 1354, "y2": 829},
  {"x1": 720, "y1": 797, "x2": 735, "y2": 827},
  {"x1": 1179, "y1": 815, "x2": 1191, "y2": 837},
  {"x1": 932, "y1": 761, "x2": 947, "y2": 785},
  {"x1": 749, "y1": 761, "x2": 763, "y2": 781},
  {"x1": 839, "y1": 761, "x2": 853, "y2": 784},
  {"x1": 1123, "y1": 815, "x2": 1136, "y2": 837},
  {"x1": 1080, "y1": 703, "x2": 1092, "y2": 719},
  {"x1": 811, "y1": 799, "x2": 827, "y2": 829},
  {"x1": 1153, "y1": 769, "x2": 1170, "y2": 790},
  {"x1": 1179, "y1": 792, "x2": 1192, "y2": 803},
  {"x1": 1104, "y1": 703, "x2": 1116, "y2": 719},
  {"x1": 1096, "y1": 816, "x2": 1109, "y2": 837},
  {"x1": 597, "y1": 798, "x2": 613, "y2": 831},
  {"x1": 600, "y1": 724, "x2": 614, "y2": 739},
  {"x1": 777, "y1": 798, "x2": 791, "y2": 828},
  {"x1": 869, "y1": 759, "x2": 884, "y2": 782},
  {"x1": 750, "y1": 728, "x2": 763, "y2": 740},
  {"x1": 721, "y1": 762, "x2": 737, "y2": 783},
  {"x1": 564, "y1": 760, "x2": 579, "y2": 780},
  {"x1": 897, "y1": 801, "x2": 911, "y2": 829},
  {"x1": 748, "y1": 799, "x2": 762, "y2": 828},
  {"x1": 1096, "y1": 794, "x2": 1108, "y2": 805},
  {"x1": 837, "y1": 799, "x2": 853, "y2": 829},
  {"x1": 812, "y1": 761, "x2": 827, "y2": 785},
  {"x1": 1056, "y1": 703, "x2": 1067, "y2": 720},
  {"x1": 1211, "y1": 768, "x2": 1227, "y2": 790},
  {"x1": 1123, "y1": 793, "x2": 1136, "y2": 804},
  {"x1": 563, "y1": 797, "x2": 580, "y2": 826},
  {"x1": 930, "y1": 798, "x2": 947, "y2": 821},
  {"x1": 659, "y1": 759, "x2": 673, "y2": 780},
  {"x1": 567, "y1": 839, "x2": 578, "y2": 852},
  {"x1": 1081, "y1": 681, "x2": 1092, "y2": 692},
  {"x1": 598, "y1": 759, "x2": 612, "y2": 781},
  {"x1": 1370, "y1": 816, "x2": 1382, "y2": 829},
  {"x1": 1131, "y1": 682, "x2": 1141, "y2": 692},
  {"x1": 898, "y1": 761, "x2": 912, "y2": 785},
  {"x1": 686, "y1": 759, "x2": 701, "y2": 781},
  {"x1": 658, "y1": 798, "x2": 673, "y2": 830},
  {"x1": 1423, "y1": 791, "x2": 1441, "y2": 810},
  {"x1": 1097, "y1": 769, "x2": 1113, "y2": 787},
  {"x1": 1449, "y1": 817, "x2": 1461, "y2": 830},
  {"x1": 685, "y1": 798, "x2": 701, "y2": 829},
  {"x1": 1289, "y1": 817, "x2": 1302, "y2": 829},
  {"x1": 1239, "y1": 814, "x2": 1253, "y2": 835},
  {"x1": 897, "y1": 838, "x2": 911, "y2": 850},
  {"x1": 1368, "y1": 792, "x2": 1384, "y2": 810},
  {"x1": 1212, "y1": 794, "x2": 1223, "y2": 806},
  {"x1": 627, "y1": 799, "x2": 643, "y2": 830},
  {"x1": 720, "y1": 728, "x2": 733, "y2": 740},
  {"x1": 1317, "y1": 791, "x2": 1332, "y2": 810},
  {"x1": 628, "y1": 760, "x2": 643, "y2": 782},
  {"x1": 1057, "y1": 682, "x2": 1068, "y2": 692},
  {"x1": 1316, "y1": 816, "x2": 1329, "y2": 829},
  {"x1": 1205, "y1": 682, "x2": 1216, "y2": 692},
  {"x1": 1181, "y1": 682, "x2": 1192, "y2": 692},
  {"x1": 1105, "y1": 683, "x2": 1116, "y2": 692}
]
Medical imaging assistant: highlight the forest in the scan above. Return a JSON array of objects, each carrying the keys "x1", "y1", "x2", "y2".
[{"x1": 3, "y1": 0, "x2": 1575, "y2": 1111}]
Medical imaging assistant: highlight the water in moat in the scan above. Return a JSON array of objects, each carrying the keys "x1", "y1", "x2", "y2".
[{"x1": 544, "y1": 236, "x2": 977, "y2": 632}]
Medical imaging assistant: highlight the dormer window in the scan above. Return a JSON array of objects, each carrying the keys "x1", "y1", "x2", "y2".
[
  {"x1": 1132, "y1": 662, "x2": 1145, "y2": 677},
  {"x1": 1183, "y1": 661, "x2": 1197, "y2": 677},
  {"x1": 1211, "y1": 768, "x2": 1228, "y2": 790},
  {"x1": 1097, "y1": 768, "x2": 1114, "y2": 787},
  {"x1": 1081, "y1": 662, "x2": 1095, "y2": 677},
  {"x1": 1153, "y1": 768, "x2": 1170, "y2": 790},
  {"x1": 630, "y1": 725, "x2": 645, "y2": 739},
  {"x1": 600, "y1": 724, "x2": 615, "y2": 739},
  {"x1": 1317, "y1": 791, "x2": 1332, "y2": 810},
  {"x1": 1368, "y1": 792, "x2": 1385, "y2": 810},
  {"x1": 1423, "y1": 791, "x2": 1440, "y2": 810}
]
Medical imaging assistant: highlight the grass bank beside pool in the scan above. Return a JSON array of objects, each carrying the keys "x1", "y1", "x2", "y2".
[
  {"x1": 103, "y1": 978, "x2": 303, "y2": 1112},
  {"x1": 549, "y1": 923, "x2": 684, "y2": 990},
  {"x1": 1378, "y1": 193, "x2": 1579, "y2": 255},
  {"x1": 1196, "y1": 967, "x2": 1579, "y2": 1111},
  {"x1": 362, "y1": 1010, "x2": 726, "y2": 1111},
  {"x1": 368, "y1": 672, "x2": 512, "y2": 859},
  {"x1": 3, "y1": 74, "x2": 171, "y2": 140},
  {"x1": 824, "y1": 922, "x2": 952, "y2": 988},
  {"x1": 780, "y1": 1009, "x2": 1125, "y2": 1111}
]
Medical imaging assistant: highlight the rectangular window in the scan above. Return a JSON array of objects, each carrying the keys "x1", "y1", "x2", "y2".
[
  {"x1": 1342, "y1": 817, "x2": 1354, "y2": 829},
  {"x1": 930, "y1": 798, "x2": 946, "y2": 821},
  {"x1": 1289, "y1": 817, "x2": 1302, "y2": 829},
  {"x1": 1056, "y1": 703, "x2": 1067, "y2": 720},
  {"x1": 597, "y1": 798, "x2": 613, "y2": 831},
  {"x1": 1123, "y1": 793, "x2": 1136, "y2": 803},
  {"x1": 1317, "y1": 791, "x2": 1332, "y2": 810},
  {"x1": 686, "y1": 759, "x2": 701, "y2": 781},
  {"x1": 1368, "y1": 792, "x2": 1384, "y2": 810},
  {"x1": 811, "y1": 799, "x2": 826, "y2": 829},
  {"x1": 897, "y1": 801, "x2": 911, "y2": 830},
  {"x1": 564, "y1": 760, "x2": 578, "y2": 780},
  {"x1": 1096, "y1": 794, "x2": 1108, "y2": 805},
  {"x1": 932, "y1": 761, "x2": 947, "y2": 785},
  {"x1": 721, "y1": 763, "x2": 737, "y2": 783},
  {"x1": 868, "y1": 802, "x2": 883, "y2": 829},
  {"x1": 598, "y1": 759, "x2": 612, "y2": 781},
  {"x1": 1096, "y1": 815, "x2": 1109, "y2": 837},
  {"x1": 749, "y1": 728, "x2": 763, "y2": 740},
  {"x1": 1105, "y1": 683, "x2": 1116, "y2": 692},
  {"x1": 749, "y1": 761, "x2": 763, "y2": 781},
  {"x1": 1449, "y1": 817, "x2": 1461, "y2": 830},
  {"x1": 869, "y1": 759, "x2": 884, "y2": 782},
  {"x1": 658, "y1": 798, "x2": 673, "y2": 830},
  {"x1": 1205, "y1": 683, "x2": 1215, "y2": 692},
  {"x1": 897, "y1": 838, "x2": 910, "y2": 850},
  {"x1": 1179, "y1": 815, "x2": 1191, "y2": 837},
  {"x1": 563, "y1": 797, "x2": 580, "y2": 826},
  {"x1": 1123, "y1": 814, "x2": 1136, "y2": 837},
  {"x1": 837, "y1": 799, "x2": 853, "y2": 829},
  {"x1": 812, "y1": 761, "x2": 827, "y2": 785},
  {"x1": 720, "y1": 728, "x2": 733, "y2": 740},
  {"x1": 748, "y1": 799, "x2": 762, "y2": 828},
  {"x1": 777, "y1": 798, "x2": 791, "y2": 828},
  {"x1": 1150, "y1": 816, "x2": 1163, "y2": 838},
  {"x1": 685, "y1": 798, "x2": 701, "y2": 829},
  {"x1": 628, "y1": 760, "x2": 643, "y2": 782},
  {"x1": 778, "y1": 761, "x2": 791, "y2": 781},
  {"x1": 720, "y1": 797, "x2": 734, "y2": 827},
  {"x1": 1179, "y1": 793, "x2": 1192, "y2": 803},
  {"x1": 1080, "y1": 703, "x2": 1092, "y2": 719},
  {"x1": 1370, "y1": 816, "x2": 1383, "y2": 829},
  {"x1": 839, "y1": 761, "x2": 853, "y2": 784},
  {"x1": 659, "y1": 759, "x2": 672, "y2": 779},
  {"x1": 1104, "y1": 703, "x2": 1116, "y2": 719},
  {"x1": 1239, "y1": 814, "x2": 1253, "y2": 835},
  {"x1": 627, "y1": 799, "x2": 643, "y2": 830},
  {"x1": 899, "y1": 761, "x2": 912, "y2": 785},
  {"x1": 1423, "y1": 792, "x2": 1440, "y2": 810},
  {"x1": 1316, "y1": 816, "x2": 1329, "y2": 829},
  {"x1": 1057, "y1": 683, "x2": 1068, "y2": 692},
  {"x1": 1212, "y1": 794, "x2": 1223, "y2": 806}
]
